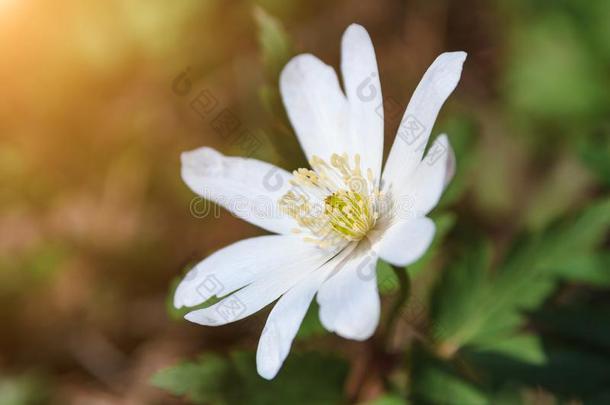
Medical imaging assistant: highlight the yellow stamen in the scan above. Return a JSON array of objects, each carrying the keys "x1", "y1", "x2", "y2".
[{"x1": 278, "y1": 153, "x2": 381, "y2": 248}]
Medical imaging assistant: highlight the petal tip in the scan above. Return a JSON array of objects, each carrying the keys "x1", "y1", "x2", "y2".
[
  {"x1": 180, "y1": 147, "x2": 223, "y2": 180},
  {"x1": 437, "y1": 51, "x2": 467, "y2": 69},
  {"x1": 344, "y1": 23, "x2": 368, "y2": 36},
  {"x1": 183, "y1": 311, "x2": 196, "y2": 322},
  {"x1": 172, "y1": 295, "x2": 184, "y2": 309},
  {"x1": 184, "y1": 310, "x2": 210, "y2": 326},
  {"x1": 436, "y1": 133, "x2": 450, "y2": 145},
  {"x1": 427, "y1": 52, "x2": 467, "y2": 94},
  {"x1": 440, "y1": 51, "x2": 467, "y2": 65},
  {"x1": 453, "y1": 50, "x2": 468, "y2": 60},
  {"x1": 341, "y1": 23, "x2": 374, "y2": 53},
  {"x1": 256, "y1": 363, "x2": 279, "y2": 380},
  {"x1": 279, "y1": 53, "x2": 324, "y2": 95}
]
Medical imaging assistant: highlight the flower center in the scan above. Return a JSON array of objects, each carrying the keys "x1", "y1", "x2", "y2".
[{"x1": 278, "y1": 153, "x2": 381, "y2": 249}]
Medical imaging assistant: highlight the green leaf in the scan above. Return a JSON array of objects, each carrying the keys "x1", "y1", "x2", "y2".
[
  {"x1": 528, "y1": 197, "x2": 610, "y2": 272},
  {"x1": 152, "y1": 351, "x2": 348, "y2": 405},
  {"x1": 467, "y1": 334, "x2": 546, "y2": 365},
  {"x1": 431, "y1": 197, "x2": 610, "y2": 361},
  {"x1": 411, "y1": 352, "x2": 489, "y2": 405},
  {"x1": 549, "y1": 253, "x2": 610, "y2": 286},
  {"x1": 413, "y1": 369, "x2": 487, "y2": 405},
  {"x1": 431, "y1": 234, "x2": 491, "y2": 346}
]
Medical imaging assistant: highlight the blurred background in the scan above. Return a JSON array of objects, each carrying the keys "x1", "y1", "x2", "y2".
[{"x1": 0, "y1": 0, "x2": 609, "y2": 404}]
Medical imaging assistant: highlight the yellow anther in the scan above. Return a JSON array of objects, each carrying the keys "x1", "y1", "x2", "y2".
[{"x1": 278, "y1": 153, "x2": 380, "y2": 247}]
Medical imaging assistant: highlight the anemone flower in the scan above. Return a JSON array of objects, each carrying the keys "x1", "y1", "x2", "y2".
[{"x1": 174, "y1": 24, "x2": 466, "y2": 379}]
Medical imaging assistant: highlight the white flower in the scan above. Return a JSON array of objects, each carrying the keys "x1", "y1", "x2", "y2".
[{"x1": 174, "y1": 24, "x2": 466, "y2": 379}]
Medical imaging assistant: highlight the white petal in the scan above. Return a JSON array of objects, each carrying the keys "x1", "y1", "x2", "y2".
[
  {"x1": 256, "y1": 267, "x2": 328, "y2": 380},
  {"x1": 174, "y1": 235, "x2": 325, "y2": 309},
  {"x1": 341, "y1": 24, "x2": 384, "y2": 181},
  {"x1": 382, "y1": 52, "x2": 466, "y2": 194},
  {"x1": 317, "y1": 244, "x2": 380, "y2": 340},
  {"x1": 181, "y1": 147, "x2": 296, "y2": 235},
  {"x1": 183, "y1": 244, "x2": 332, "y2": 326},
  {"x1": 280, "y1": 54, "x2": 348, "y2": 162},
  {"x1": 395, "y1": 134, "x2": 455, "y2": 218},
  {"x1": 376, "y1": 217, "x2": 435, "y2": 267}
]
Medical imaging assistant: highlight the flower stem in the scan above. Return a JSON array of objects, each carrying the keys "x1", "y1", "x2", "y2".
[{"x1": 384, "y1": 265, "x2": 411, "y2": 347}]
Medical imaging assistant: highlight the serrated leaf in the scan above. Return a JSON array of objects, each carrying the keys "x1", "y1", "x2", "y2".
[
  {"x1": 529, "y1": 197, "x2": 610, "y2": 271},
  {"x1": 431, "y1": 198, "x2": 610, "y2": 361},
  {"x1": 549, "y1": 253, "x2": 610, "y2": 286},
  {"x1": 467, "y1": 334, "x2": 546, "y2": 365}
]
